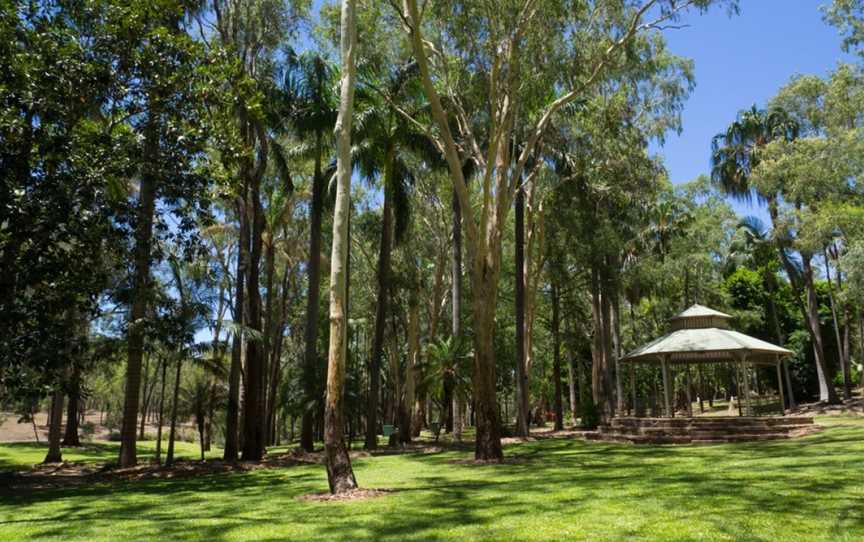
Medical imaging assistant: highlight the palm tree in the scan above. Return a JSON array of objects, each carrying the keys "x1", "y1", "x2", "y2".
[
  {"x1": 164, "y1": 255, "x2": 209, "y2": 467},
  {"x1": 353, "y1": 60, "x2": 434, "y2": 449},
  {"x1": 282, "y1": 51, "x2": 339, "y2": 452},
  {"x1": 260, "y1": 179, "x2": 296, "y2": 446},
  {"x1": 712, "y1": 106, "x2": 838, "y2": 404}
]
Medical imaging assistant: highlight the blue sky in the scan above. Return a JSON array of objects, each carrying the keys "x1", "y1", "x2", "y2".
[{"x1": 657, "y1": 0, "x2": 853, "y2": 217}]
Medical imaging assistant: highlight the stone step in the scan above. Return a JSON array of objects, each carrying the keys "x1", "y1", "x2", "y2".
[
  {"x1": 611, "y1": 425, "x2": 813, "y2": 436},
  {"x1": 591, "y1": 423, "x2": 821, "y2": 445},
  {"x1": 610, "y1": 417, "x2": 813, "y2": 428},
  {"x1": 593, "y1": 432, "x2": 801, "y2": 445}
]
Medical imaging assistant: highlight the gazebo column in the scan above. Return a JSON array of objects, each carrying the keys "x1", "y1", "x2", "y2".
[
  {"x1": 661, "y1": 356, "x2": 672, "y2": 418},
  {"x1": 776, "y1": 357, "x2": 786, "y2": 415},
  {"x1": 685, "y1": 364, "x2": 693, "y2": 417},
  {"x1": 740, "y1": 354, "x2": 752, "y2": 416},
  {"x1": 733, "y1": 363, "x2": 743, "y2": 417}
]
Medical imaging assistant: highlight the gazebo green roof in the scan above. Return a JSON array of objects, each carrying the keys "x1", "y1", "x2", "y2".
[{"x1": 621, "y1": 304, "x2": 794, "y2": 366}]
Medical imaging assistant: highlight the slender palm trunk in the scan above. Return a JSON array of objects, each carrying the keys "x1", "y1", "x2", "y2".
[
  {"x1": 225, "y1": 194, "x2": 247, "y2": 461},
  {"x1": 262, "y1": 239, "x2": 276, "y2": 440},
  {"x1": 551, "y1": 283, "x2": 564, "y2": 431},
  {"x1": 365, "y1": 149, "x2": 394, "y2": 449},
  {"x1": 515, "y1": 186, "x2": 529, "y2": 437},
  {"x1": 242, "y1": 179, "x2": 266, "y2": 460},
  {"x1": 119, "y1": 112, "x2": 159, "y2": 467},
  {"x1": 402, "y1": 293, "x2": 420, "y2": 443},
  {"x1": 139, "y1": 355, "x2": 152, "y2": 441},
  {"x1": 301, "y1": 131, "x2": 325, "y2": 452},
  {"x1": 166, "y1": 358, "x2": 182, "y2": 467},
  {"x1": 155, "y1": 357, "x2": 167, "y2": 465},
  {"x1": 324, "y1": 0, "x2": 359, "y2": 492}
]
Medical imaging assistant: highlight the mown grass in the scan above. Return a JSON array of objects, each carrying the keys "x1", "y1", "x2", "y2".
[
  {"x1": 0, "y1": 439, "x2": 220, "y2": 471},
  {"x1": 1, "y1": 417, "x2": 862, "y2": 541}
]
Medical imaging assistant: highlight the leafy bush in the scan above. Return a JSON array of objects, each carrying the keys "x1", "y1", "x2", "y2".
[
  {"x1": 834, "y1": 364, "x2": 861, "y2": 388},
  {"x1": 81, "y1": 421, "x2": 96, "y2": 440},
  {"x1": 580, "y1": 400, "x2": 601, "y2": 430}
]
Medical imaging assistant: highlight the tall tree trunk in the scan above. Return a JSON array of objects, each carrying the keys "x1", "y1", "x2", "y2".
[
  {"x1": 196, "y1": 409, "x2": 206, "y2": 461},
  {"x1": 610, "y1": 273, "x2": 623, "y2": 417},
  {"x1": 471, "y1": 277, "x2": 503, "y2": 461},
  {"x1": 267, "y1": 266, "x2": 291, "y2": 445},
  {"x1": 402, "y1": 0, "x2": 503, "y2": 461},
  {"x1": 43, "y1": 388, "x2": 64, "y2": 464},
  {"x1": 324, "y1": 0, "x2": 358, "y2": 493},
  {"x1": 166, "y1": 358, "x2": 182, "y2": 467},
  {"x1": 365, "y1": 148, "x2": 394, "y2": 449},
  {"x1": 450, "y1": 182, "x2": 463, "y2": 440},
  {"x1": 139, "y1": 355, "x2": 152, "y2": 441},
  {"x1": 590, "y1": 266, "x2": 613, "y2": 419},
  {"x1": 387, "y1": 322, "x2": 401, "y2": 447},
  {"x1": 403, "y1": 292, "x2": 420, "y2": 443},
  {"x1": 801, "y1": 253, "x2": 839, "y2": 403},
  {"x1": 62, "y1": 364, "x2": 81, "y2": 446},
  {"x1": 600, "y1": 274, "x2": 616, "y2": 418},
  {"x1": 765, "y1": 278, "x2": 796, "y2": 409},
  {"x1": 224, "y1": 194, "x2": 247, "y2": 461},
  {"x1": 262, "y1": 237, "x2": 276, "y2": 441},
  {"x1": 772, "y1": 200, "x2": 836, "y2": 404},
  {"x1": 242, "y1": 180, "x2": 266, "y2": 460},
  {"x1": 155, "y1": 357, "x2": 168, "y2": 465},
  {"x1": 301, "y1": 130, "x2": 325, "y2": 453},
  {"x1": 564, "y1": 311, "x2": 579, "y2": 424},
  {"x1": 515, "y1": 186, "x2": 529, "y2": 437},
  {"x1": 119, "y1": 111, "x2": 159, "y2": 467},
  {"x1": 551, "y1": 282, "x2": 563, "y2": 431},
  {"x1": 824, "y1": 251, "x2": 852, "y2": 400}
]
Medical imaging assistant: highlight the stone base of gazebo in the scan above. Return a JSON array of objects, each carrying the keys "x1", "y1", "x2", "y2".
[{"x1": 589, "y1": 416, "x2": 819, "y2": 445}]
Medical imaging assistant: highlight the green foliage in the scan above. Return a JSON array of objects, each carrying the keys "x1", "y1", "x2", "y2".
[{"x1": 579, "y1": 399, "x2": 601, "y2": 430}]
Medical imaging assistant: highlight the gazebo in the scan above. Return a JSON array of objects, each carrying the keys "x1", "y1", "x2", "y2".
[
  {"x1": 592, "y1": 305, "x2": 817, "y2": 444},
  {"x1": 621, "y1": 304, "x2": 793, "y2": 417}
]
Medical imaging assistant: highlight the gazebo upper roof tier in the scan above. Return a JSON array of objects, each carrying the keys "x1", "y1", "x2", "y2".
[
  {"x1": 669, "y1": 304, "x2": 733, "y2": 330},
  {"x1": 621, "y1": 305, "x2": 794, "y2": 366}
]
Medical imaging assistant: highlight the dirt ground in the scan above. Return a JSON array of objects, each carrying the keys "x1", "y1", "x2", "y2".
[
  {"x1": 0, "y1": 410, "x2": 195, "y2": 443},
  {"x1": 0, "y1": 411, "x2": 53, "y2": 443}
]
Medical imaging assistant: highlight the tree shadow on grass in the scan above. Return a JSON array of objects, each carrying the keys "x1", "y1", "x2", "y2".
[{"x1": 2, "y1": 421, "x2": 862, "y2": 541}]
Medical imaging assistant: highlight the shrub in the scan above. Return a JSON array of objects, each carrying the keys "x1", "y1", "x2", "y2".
[
  {"x1": 580, "y1": 400, "x2": 601, "y2": 430},
  {"x1": 81, "y1": 421, "x2": 96, "y2": 440}
]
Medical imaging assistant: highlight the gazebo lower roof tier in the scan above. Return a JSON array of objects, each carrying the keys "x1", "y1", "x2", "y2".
[{"x1": 621, "y1": 327, "x2": 793, "y2": 366}]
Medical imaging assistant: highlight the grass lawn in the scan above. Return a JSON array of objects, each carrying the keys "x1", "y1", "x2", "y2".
[
  {"x1": 0, "y1": 439, "x2": 220, "y2": 471},
  {"x1": 1, "y1": 417, "x2": 862, "y2": 541}
]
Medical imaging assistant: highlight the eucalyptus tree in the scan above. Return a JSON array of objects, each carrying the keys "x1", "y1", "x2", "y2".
[
  {"x1": 323, "y1": 0, "x2": 359, "y2": 495},
  {"x1": 392, "y1": 0, "x2": 729, "y2": 459},
  {"x1": 749, "y1": 68, "x2": 864, "y2": 403}
]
